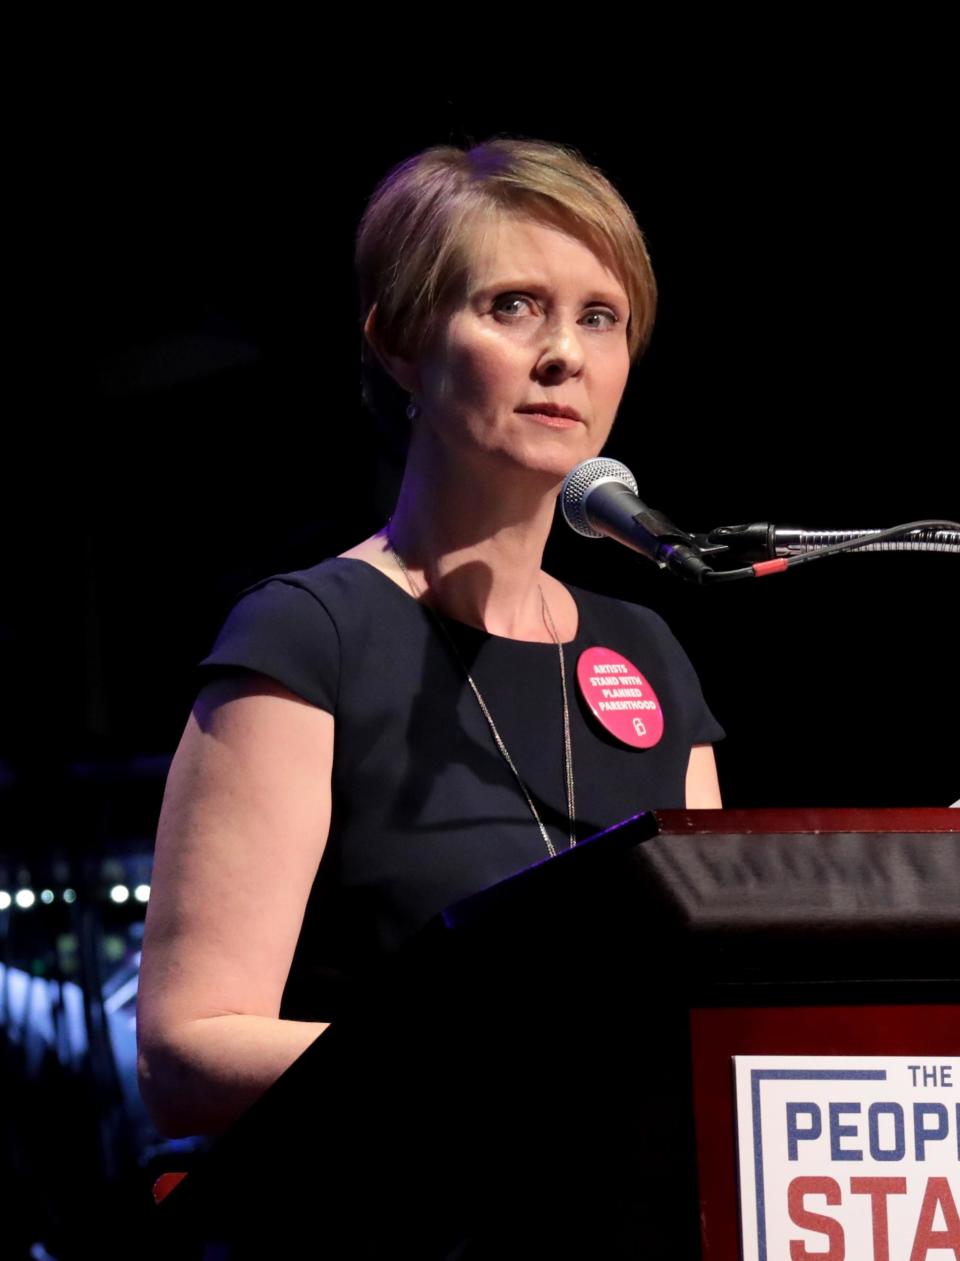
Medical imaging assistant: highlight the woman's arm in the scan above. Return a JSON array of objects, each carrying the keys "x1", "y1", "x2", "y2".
[
  {"x1": 684, "y1": 743, "x2": 722, "y2": 809},
  {"x1": 136, "y1": 674, "x2": 335, "y2": 1138}
]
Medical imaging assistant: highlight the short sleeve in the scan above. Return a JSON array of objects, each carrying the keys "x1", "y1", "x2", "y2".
[
  {"x1": 669, "y1": 637, "x2": 725, "y2": 746},
  {"x1": 636, "y1": 605, "x2": 725, "y2": 747},
  {"x1": 196, "y1": 579, "x2": 341, "y2": 712},
  {"x1": 689, "y1": 676, "x2": 725, "y2": 745}
]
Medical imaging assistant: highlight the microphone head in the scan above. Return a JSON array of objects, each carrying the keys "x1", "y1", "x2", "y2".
[{"x1": 561, "y1": 457, "x2": 639, "y2": 538}]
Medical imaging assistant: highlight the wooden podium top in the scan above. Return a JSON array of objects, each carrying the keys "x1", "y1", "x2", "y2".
[{"x1": 656, "y1": 806, "x2": 960, "y2": 834}]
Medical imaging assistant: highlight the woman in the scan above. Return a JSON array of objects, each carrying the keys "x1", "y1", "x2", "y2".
[{"x1": 136, "y1": 138, "x2": 723, "y2": 1147}]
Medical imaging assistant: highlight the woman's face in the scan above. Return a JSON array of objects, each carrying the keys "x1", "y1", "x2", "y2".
[{"x1": 410, "y1": 215, "x2": 632, "y2": 481}]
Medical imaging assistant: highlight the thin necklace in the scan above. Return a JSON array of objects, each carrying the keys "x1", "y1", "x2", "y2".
[{"x1": 387, "y1": 534, "x2": 577, "y2": 858}]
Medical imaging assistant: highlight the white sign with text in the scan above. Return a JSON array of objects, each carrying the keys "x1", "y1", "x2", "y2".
[{"x1": 734, "y1": 1056, "x2": 959, "y2": 1260}]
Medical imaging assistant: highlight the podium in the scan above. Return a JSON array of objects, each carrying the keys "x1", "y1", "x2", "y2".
[{"x1": 153, "y1": 809, "x2": 960, "y2": 1259}]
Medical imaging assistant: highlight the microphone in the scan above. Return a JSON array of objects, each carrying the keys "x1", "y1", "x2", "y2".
[{"x1": 560, "y1": 458, "x2": 713, "y2": 584}]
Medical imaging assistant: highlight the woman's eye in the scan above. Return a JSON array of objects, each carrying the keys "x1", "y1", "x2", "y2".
[
  {"x1": 581, "y1": 308, "x2": 619, "y2": 330},
  {"x1": 492, "y1": 293, "x2": 535, "y2": 318},
  {"x1": 491, "y1": 295, "x2": 620, "y2": 328}
]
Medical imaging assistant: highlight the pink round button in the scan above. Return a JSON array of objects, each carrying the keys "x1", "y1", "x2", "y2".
[{"x1": 576, "y1": 646, "x2": 664, "y2": 749}]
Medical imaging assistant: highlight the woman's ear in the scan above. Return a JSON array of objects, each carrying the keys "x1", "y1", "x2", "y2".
[{"x1": 363, "y1": 306, "x2": 420, "y2": 396}]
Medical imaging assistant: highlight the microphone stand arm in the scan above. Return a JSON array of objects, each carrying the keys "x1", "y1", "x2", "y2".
[{"x1": 697, "y1": 523, "x2": 960, "y2": 564}]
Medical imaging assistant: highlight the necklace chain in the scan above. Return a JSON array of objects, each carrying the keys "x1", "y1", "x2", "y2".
[{"x1": 387, "y1": 535, "x2": 576, "y2": 858}]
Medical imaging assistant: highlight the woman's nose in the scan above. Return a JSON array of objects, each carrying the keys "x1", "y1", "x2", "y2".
[{"x1": 535, "y1": 319, "x2": 585, "y2": 381}]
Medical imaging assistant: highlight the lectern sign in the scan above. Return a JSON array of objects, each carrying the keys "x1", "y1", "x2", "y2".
[{"x1": 733, "y1": 1056, "x2": 959, "y2": 1260}]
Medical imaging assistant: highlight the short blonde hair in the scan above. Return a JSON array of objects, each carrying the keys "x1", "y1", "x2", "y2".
[{"x1": 355, "y1": 137, "x2": 658, "y2": 450}]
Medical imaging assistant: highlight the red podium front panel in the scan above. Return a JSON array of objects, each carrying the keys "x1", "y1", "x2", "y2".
[{"x1": 653, "y1": 810, "x2": 960, "y2": 1261}]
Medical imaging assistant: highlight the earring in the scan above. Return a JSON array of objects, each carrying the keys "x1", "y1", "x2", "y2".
[{"x1": 405, "y1": 398, "x2": 422, "y2": 421}]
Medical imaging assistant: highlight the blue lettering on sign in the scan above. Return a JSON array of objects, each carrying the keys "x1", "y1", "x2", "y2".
[
  {"x1": 868, "y1": 1102, "x2": 906, "y2": 1161},
  {"x1": 787, "y1": 1103, "x2": 822, "y2": 1160},
  {"x1": 909, "y1": 1063, "x2": 956, "y2": 1087},
  {"x1": 829, "y1": 1102, "x2": 864, "y2": 1161},
  {"x1": 783, "y1": 1098, "x2": 960, "y2": 1163},
  {"x1": 914, "y1": 1102, "x2": 949, "y2": 1160}
]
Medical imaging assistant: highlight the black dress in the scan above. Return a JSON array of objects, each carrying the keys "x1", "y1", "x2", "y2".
[{"x1": 197, "y1": 556, "x2": 723, "y2": 1022}]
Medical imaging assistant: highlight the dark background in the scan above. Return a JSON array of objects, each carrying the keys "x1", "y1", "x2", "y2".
[
  {"x1": 0, "y1": 59, "x2": 956, "y2": 1259},
  {"x1": 5, "y1": 71, "x2": 958, "y2": 821}
]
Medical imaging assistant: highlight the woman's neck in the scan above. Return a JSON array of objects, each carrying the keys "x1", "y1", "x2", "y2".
[{"x1": 381, "y1": 441, "x2": 570, "y2": 642}]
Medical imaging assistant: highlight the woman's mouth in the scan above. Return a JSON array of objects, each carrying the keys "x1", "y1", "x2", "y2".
[{"x1": 515, "y1": 404, "x2": 583, "y2": 429}]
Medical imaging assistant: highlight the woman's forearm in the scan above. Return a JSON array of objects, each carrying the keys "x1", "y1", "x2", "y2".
[{"x1": 138, "y1": 1013, "x2": 329, "y2": 1138}]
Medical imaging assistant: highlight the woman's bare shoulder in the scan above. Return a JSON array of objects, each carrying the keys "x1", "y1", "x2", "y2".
[
  {"x1": 337, "y1": 531, "x2": 405, "y2": 587},
  {"x1": 337, "y1": 530, "x2": 390, "y2": 565}
]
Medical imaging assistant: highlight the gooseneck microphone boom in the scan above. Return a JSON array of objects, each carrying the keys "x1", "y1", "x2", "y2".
[{"x1": 702, "y1": 522, "x2": 960, "y2": 559}]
